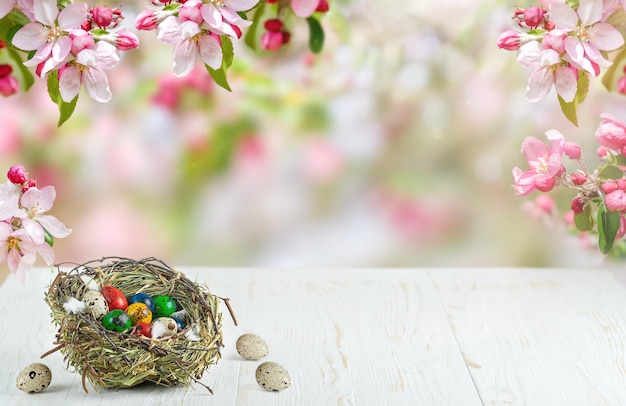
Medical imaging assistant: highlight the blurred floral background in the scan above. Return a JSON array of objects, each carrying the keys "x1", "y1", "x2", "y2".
[{"x1": 1, "y1": 0, "x2": 619, "y2": 269}]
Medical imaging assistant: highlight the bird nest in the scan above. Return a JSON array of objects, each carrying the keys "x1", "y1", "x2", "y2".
[{"x1": 43, "y1": 257, "x2": 236, "y2": 393}]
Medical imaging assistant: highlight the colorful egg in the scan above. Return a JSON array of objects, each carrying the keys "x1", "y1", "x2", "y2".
[
  {"x1": 171, "y1": 309, "x2": 187, "y2": 329},
  {"x1": 151, "y1": 317, "x2": 178, "y2": 339},
  {"x1": 132, "y1": 322, "x2": 153, "y2": 338},
  {"x1": 101, "y1": 286, "x2": 128, "y2": 311},
  {"x1": 125, "y1": 302, "x2": 152, "y2": 325},
  {"x1": 102, "y1": 309, "x2": 132, "y2": 332},
  {"x1": 128, "y1": 293, "x2": 154, "y2": 311},
  {"x1": 153, "y1": 295, "x2": 177, "y2": 318},
  {"x1": 82, "y1": 290, "x2": 109, "y2": 319}
]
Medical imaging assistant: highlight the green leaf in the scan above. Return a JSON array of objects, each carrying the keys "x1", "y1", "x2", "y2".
[
  {"x1": 557, "y1": 71, "x2": 589, "y2": 127},
  {"x1": 602, "y1": 48, "x2": 626, "y2": 92},
  {"x1": 244, "y1": 3, "x2": 266, "y2": 51},
  {"x1": 574, "y1": 204, "x2": 594, "y2": 232},
  {"x1": 599, "y1": 165, "x2": 625, "y2": 180},
  {"x1": 206, "y1": 36, "x2": 234, "y2": 91},
  {"x1": 598, "y1": 203, "x2": 621, "y2": 254},
  {"x1": 306, "y1": 16, "x2": 325, "y2": 54},
  {"x1": 44, "y1": 228, "x2": 54, "y2": 247},
  {"x1": 47, "y1": 70, "x2": 78, "y2": 127},
  {"x1": 6, "y1": 48, "x2": 34, "y2": 91}
]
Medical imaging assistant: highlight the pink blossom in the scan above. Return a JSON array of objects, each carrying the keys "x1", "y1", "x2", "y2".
[
  {"x1": 605, "y1": 189, "x2": 626, "y2": 212},
  {"x1": 0, "y1": 181, "x2": 22, "y2": 221},
  {"x1": 603, "y1": 181, "x2": 619, "y2": 194},
  {"x1": 571, "y1": 196, "x2": 585, "y2": 215},
  {"x1": 157, "y1": 17, "x2": 223, "y2": 76},
  {"x1": 11, "y1": 0, "x2": 89, "y2": 76},
  {"x1": 549, "y1": 0, "x2": 624, "y2": 73},
  {"x1": 179, "y1": 0, "x2": 204, "y2": 24},
  {"x1": 135, "y1": 10, "x2": 159, "y2": 30},
  {"x1": 541, "y1": 29, "x2": 568, "y2": 54},
  {"x1": 0, "y1": 225, "x2": 54, "y2": 284},
  {"x1": 59, "y1": 41, "x2": 120, "y2": 103},
  {"x1": 91, "y1": 6, "x2": 113, "y2": 28},
  {"x1": 512, "y1": 129, "x2": 565, "y2": 196},
  {"x1": 0, "y1": 74, "x2": 18, "y2": 97},
  {"x1": 523, "y1": 6, "x2": 546, "y2": 28},
  {"x1": 68, "y1": 29, "x2": 95, "y2": 54},
  {"x1": 517, "y1": 41, "x2": 578, "y2": 102},
  {"x1": 200, "y1": 0, "x2": 257, "y2": 38},
  {"x1": 16, "y1": 186, "x2": 71, "y2": 245},
  {"x1": 95, "y1": 30, "x2": 140, "y2": 51},
  {"x1": 595, "y1": 113, "x2": 626, "y2": 151}
]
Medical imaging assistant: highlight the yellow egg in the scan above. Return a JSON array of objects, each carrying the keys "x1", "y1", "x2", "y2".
[{"x1": 125, "y1": 302, "x2": 152, "y2": 325}]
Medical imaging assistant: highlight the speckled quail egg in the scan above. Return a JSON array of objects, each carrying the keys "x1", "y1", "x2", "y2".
[
  {"x1": 16, "y1": 363, "x2": 52, "y2": 393},
  {"x1": 255, "y1": 362, "x2": 291, "y2": 391},
  {"x1": 236, "y1": 333, "x2": 269, "y2": 360},
  {"x1": 151, "y1": 317, "x2": 178, "y2": 339},
  {"x1": 82, "y1": 290, "x2": 109, "y2": 319}
]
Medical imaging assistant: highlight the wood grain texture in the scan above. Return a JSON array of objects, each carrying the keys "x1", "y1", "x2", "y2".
[
  {"x1": 430, "y1": 268, "x2": 626, "y2": 405},
  {"x1": 5, "y1": 267, "x2": 626, "y2": 405}
]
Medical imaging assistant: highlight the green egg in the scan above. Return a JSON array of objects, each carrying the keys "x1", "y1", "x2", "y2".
[
  {"x1": 152, "y1": 295, "x2": 177, "y2": 318},
  {"x1": 102, "y1": 309, "x2": 132, "y2": 332}
]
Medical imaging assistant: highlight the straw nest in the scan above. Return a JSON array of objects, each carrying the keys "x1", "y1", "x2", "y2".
[{"x1": 43, "y1": 257, "x2": 235, "y2": 393}]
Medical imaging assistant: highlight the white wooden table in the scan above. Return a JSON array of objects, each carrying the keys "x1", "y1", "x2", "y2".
[{"x1": 2, "y1": 267, "x2": 626, "y2": 405}]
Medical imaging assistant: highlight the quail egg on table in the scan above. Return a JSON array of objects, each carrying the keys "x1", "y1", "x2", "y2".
[
  {"x1": 16, "y1": 363, "x2": 52, "y2": 393},
  {"x1": 236, "y1": 333, "x2": 269, "y2": 360},
  {"x1": 255, "y1": 362, "x2": 291, "y2": 392}
]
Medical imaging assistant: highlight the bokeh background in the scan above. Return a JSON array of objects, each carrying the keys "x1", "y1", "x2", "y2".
[{"x1": 1, "y1": 0, "x2": 621, "y2": 269}]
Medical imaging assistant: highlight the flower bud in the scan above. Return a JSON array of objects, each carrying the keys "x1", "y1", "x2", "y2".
[
  {"x1": 0, "y1": 75, "x2": 18, "y2": 97},
  {"x1": 618, "y1": 179, "x2": 626, "y2": 191},
  {"x1": 570, "y1": 172, "x2": 586, "y2": 185},
  {"x1": 92, "y1": 6, "x2": 114, "y2": 28},
  {"x1": 264, "y1": 18, "x2": 283, "y2": 32},
  {"x1": 135, "y1": 10, "x2": 158, "y2": 30},
  {"x1": 0, "y1": 64, "x2": 12, "y2": 78},
  {"x1": 605, "y1": 190, "x2": 626, "y2": 212},
  {"x1": 114, "y1": 30, "x2": 140, "y2": 51},
  {"x1": 261, "y1": 31, "x2": 284, "y2": 51},
  {"x1": 602, "y1": 181, "x2": 618, "y2": 194},
  {"x1": 178, "y1": 1, "x2": 203, "y2": 23},
  {"x1": 523, "y1": 6, "x2": 545, "y2": 28},
  {"x1": 69, "y1": 29, "x2": 95, "y2": 54},
  {"x1": 282, "y1": 31, "x2": 291, "y2": 45},
  {"x1": 563, "y1": 141, "x2": 582, "y2": 160},
  {"x1": 597, "y1": 146, "x2": 609, "y2": 158},
  {"x1": 618, "y1": 76, "x2": 626, "y2": 95},
  {"x1": 541, "y1": 29, "x2": 567, "y2": 54},
  {"x1": 316, "y1": 0, "x2": 329, "y2": 12},
  {"x1": 596, "y1": 113, "x2": 626, "y2": 151},
  {"x1": 535, "y1": 194, "x2": 555, "y2": 214},
  {"x1": 7, "y1": 165, "x2": 27, "y2": 184},
  {"x1": 497, "y1": 30, "x2": 521, "y2": 51},
  {"x1": 571, "y1": 196, "x2": 585, "y2": 215},
  {"x1": 21, "y1": 179, "x2": 36, "y2": 193}
]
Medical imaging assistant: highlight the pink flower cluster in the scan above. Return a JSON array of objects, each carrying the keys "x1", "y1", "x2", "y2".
[
  {"x1": 8, "y1": 0, "x2": 139, "y2": 102},
  {"x1": 0, "y1": 165, "x2": 71, "y2": 284},
  {"x1": 260, "y1": 0, "x2": 329, "y2": 51},
  {"x1": 136, "y1": 0, "x2": 260, "y2": 77},
  {"x1": 497, "y1": 0, "x2": 624, "y2": 103},
  {"x1": 513, "y1": 112, "x2": 626, "y2": 252}
]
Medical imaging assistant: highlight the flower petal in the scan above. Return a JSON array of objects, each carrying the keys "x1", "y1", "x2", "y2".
[
  {"x1": 11, "y1": 23, "x2": 48, "y2": 51},
  {"x1": 82, "y1": 67, "x2": 112, "y2": 103},
  {"x1": 588, "y1": 22, "x2": 625, "y2": 51},
  {"x1": 577, "y1": 0, "x2": 602, "y2": 26},
  {"x1": 198, "y1": 34, "x2": 223, "y2": 70},
  {"x1": 291, "y1": 0, "x2": 318, "y2": 18},
  {"x1": 95, "y1": 41, "x2": 120, "y2": 70},
  {"x1": 58, "y1": 2, "x2": 89, "y2": 31},
  {"x1": 549, "y1": 2, "x2": 579, "y2": 31},
  {"x1": 522, "y1": 136, "x2": 549, "y2": 162},
  {"x1": 227, "y1": 0, "x2": 260, "y2": 11},
  {"x1": 201, "y1": 4, "x2": 222, "y2": 30},
  {"x1": 22, "y1": 218, "x2": 45, "y2": 244},
  {"x1": 221, "y1": 7, "x2": 252, "y2": 27},
  {"x1": 0, "y1": 0, "x2": 17, "y2": 19},
  {"x1": 59, "y1": 66, "x2": 82, "y2": 102},
  {"x1": 172, "y1": 39, "x2": 198, "y2": 77},
  {"x1": 524, "y1": 67, "x2": 554, "y2": 103},
  {"x1": 554, "y1": 66, "x2": 577, "y2": 102},
  {"x1": 34, "y1": 0, "x2": 58, "y2": 27},
  {"x1": 157, "y1": 16, "x2": 181, "y2": 45},
  {"x1": 37, "y1": 215, "x2": 71, "y2": 238},
  {"x1": 0, "y1": 182, "x2": 22, "y2": 220}
]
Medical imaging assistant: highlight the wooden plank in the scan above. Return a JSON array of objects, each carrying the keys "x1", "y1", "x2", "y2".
[
  {"x1": 431, "y1": 268, "x2": 626, "y2": 405},
  {"x1": 239, "y1": 268, "x2": 482, "y2": 405},
  {"x1": 0, "y1": 267, "x2": 249, "y2": 405}
]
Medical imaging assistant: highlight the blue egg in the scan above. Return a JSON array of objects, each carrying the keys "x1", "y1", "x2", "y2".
[
  {"x1": 128, "y1": 293, "x2": 154, "y2": 311},
  {"x1": 171, "y1": 309, "x2": 186, "y2": 329}
]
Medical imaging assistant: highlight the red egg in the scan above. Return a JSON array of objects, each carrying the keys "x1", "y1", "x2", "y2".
[
  {"x1": 132, "y1": 322, "x2": 153, "y2": 338},
  {"x1": 101, "y1": 285, "x2": 128, "y2": 311}
]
